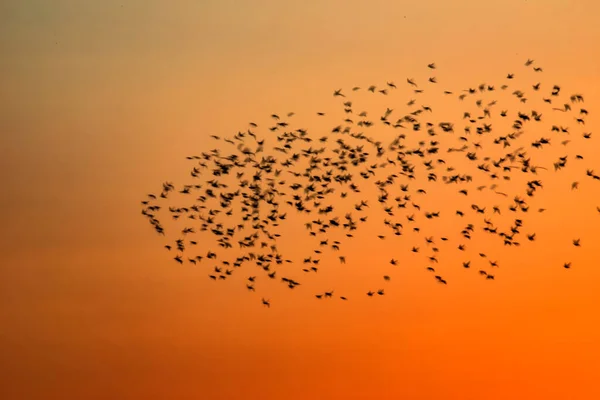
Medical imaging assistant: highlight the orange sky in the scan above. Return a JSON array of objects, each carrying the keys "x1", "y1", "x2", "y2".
[{"x1": 2, "y1": 1, "x2": 600, "y2": 399}]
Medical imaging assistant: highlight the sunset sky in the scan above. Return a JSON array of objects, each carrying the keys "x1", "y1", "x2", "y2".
[{"x1": 2, "y1": 1, "x2": 600, "y2": 399}]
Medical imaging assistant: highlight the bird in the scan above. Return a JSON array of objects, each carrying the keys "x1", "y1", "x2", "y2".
[{"x1": 141, "y1": 58, "x2": 595, "y2": 308}]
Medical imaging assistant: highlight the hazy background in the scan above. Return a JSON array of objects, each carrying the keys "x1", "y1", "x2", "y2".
[{"x1": 1, "y1": 1, "x2": 600, "y2": 399}]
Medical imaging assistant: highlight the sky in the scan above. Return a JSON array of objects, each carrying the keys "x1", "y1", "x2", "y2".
[{"x1": 1, "y1": 1, "x2": 600, "y2": 399}]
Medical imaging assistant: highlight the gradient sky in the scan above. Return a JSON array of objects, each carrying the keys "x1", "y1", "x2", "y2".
[{"x1": 2, "y1": 1, "x2": 600, "y2": 399}]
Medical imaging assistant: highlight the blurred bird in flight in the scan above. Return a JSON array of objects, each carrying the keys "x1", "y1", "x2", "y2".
[{"x1": 141, "y1": 59, "x2": 595, "y2": 307}]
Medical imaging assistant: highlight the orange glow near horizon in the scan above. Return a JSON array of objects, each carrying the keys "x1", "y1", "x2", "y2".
[{"x1": 1, "y1": 1, "x2": 600, "y2": 399}]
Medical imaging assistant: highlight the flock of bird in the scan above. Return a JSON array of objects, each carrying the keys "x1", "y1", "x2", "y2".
[{"x1": 141, "y1": 60, "x2": 596, "y2": 307}]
